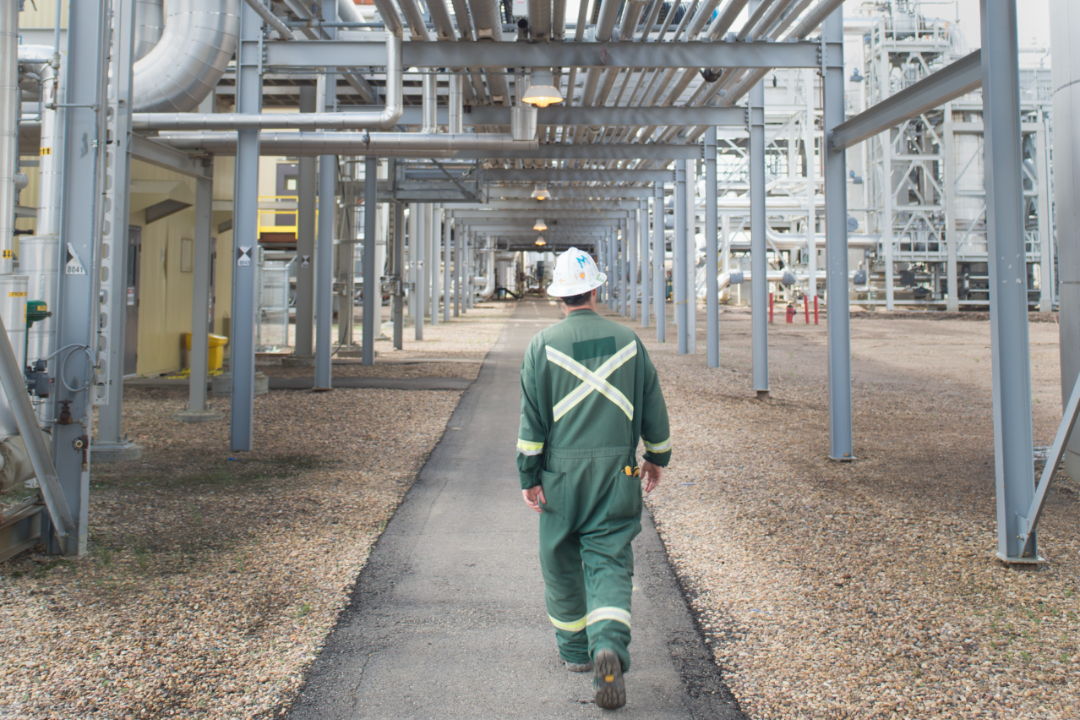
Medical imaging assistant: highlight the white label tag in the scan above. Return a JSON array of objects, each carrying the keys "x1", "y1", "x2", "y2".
[
  {"x1": 238, "y1": 246, "x2": 252, "y2": 267},
  {"x1": 301, "y1": 254, "x2": 311, "y2": 268},
  {"x1": 65, "y1": 242, "x2": 86, "y2": 275}
]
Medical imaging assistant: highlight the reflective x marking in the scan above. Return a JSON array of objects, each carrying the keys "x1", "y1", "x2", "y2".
[{"x1": 546, "y1": 343, "x2": 637, "y2": 421}]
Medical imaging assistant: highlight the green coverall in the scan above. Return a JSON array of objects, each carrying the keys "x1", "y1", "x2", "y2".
[{"x1": 517, "y1": 309, "x2": 672, "y2": 672}]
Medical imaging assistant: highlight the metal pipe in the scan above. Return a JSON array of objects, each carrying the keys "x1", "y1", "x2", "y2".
[
  {"x1": 422, "y1": 72, "x2": 437, "y2": 133},
  {"x1": 397, "y1": 0, "x2": 435, "y2": 40},
  {"x1": 654, "y1": 184, "x2": 665, "y2": 342},
  {"x1": 392, "y1": 197, "x2": 405, "y2": 349},
  {"x1": 134, "y1": 0, "x2": 165, "y2": 61},
  {"x1": 749, "y1": 49, "x2": 768, "y2": 394},
  {"x1": 134, "y1": 34, "x2": 403, "y2": 130},
  {"x1": 156, "y1": 130, "x2": 536, "y2": 155},
  {"x1": 675, "y1": 161, "x2": 688, "y2": 353},
  {"x1": 430, "y1": 206, "x2": 439, "y2": 326},
  {"x1": 132, "y1": 0, "x2": 242, "y2": 113},
  {"x1": 185, "y1": 174, "x2": 214, "y2": 416},
  {"x1": 705, "y1": 0, "x2": 750, "y2": 38},
  {"x1": 1, "y1": 0, "x2": 17, "y2": 276},
  {"x1": 415, "y1": 204, "x2": 426, "y2": 340},
  {"x1": 617, "y1": 0, "x2": 648, "y2": 41},
  {"x1": 529, "y1": 0, "x2": 552, "y2": 41},
  {"x1": 449, "y1": 73, "x2": 463, "y2": 133},
  {"x1": 241, "y1": 0, "x2": 296, "y2": 39},
  {"x1": 294, "y1": 86, "x2": 318, "y2": 360},
  {"x1": 640, "y1": 199, "x2": 650, "y2": 328},
  {"x1": 1051, "y1": 0, "x2": 1080, "y2": 481},
  {"x1": 629, "y1": 214, "x2": 638, "y2": 320},
  {"x1": 466, "y1": 0, "x2": 510, "y2": 104},
  {"x1": 443, "y1": 215, "x2": 452, "y2": 322}
]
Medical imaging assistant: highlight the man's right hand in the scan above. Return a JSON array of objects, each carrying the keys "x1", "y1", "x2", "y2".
[{"x1": 641, "y1": 460, "x2": 663, "y2": 494}]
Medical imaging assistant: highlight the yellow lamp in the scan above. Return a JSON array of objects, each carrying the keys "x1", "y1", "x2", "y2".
[
  {"x1": 533, "y1": 218, "x2": 548, "y2": 231},
  {"x1": 522, "y1": 70, "x2": 564, "y2": 108}
]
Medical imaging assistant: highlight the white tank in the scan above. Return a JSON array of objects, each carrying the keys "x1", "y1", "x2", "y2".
[{"x1": 0, "y1": 275, "x2": 29, "y2": 436}]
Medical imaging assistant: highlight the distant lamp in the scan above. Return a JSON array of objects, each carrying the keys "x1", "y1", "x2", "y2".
[
  {"x1": 535, "y1": 237, "x2": 547, "y2": 246},
  {"x1": 531, "y1": 183, "x2": 551, "y2": 201},
  {"x1": 522, "y1": 70, "x2": 564, "y2": 108},
  {"x1": 850, "y1": 68, "x2": 864, "y2": 83},
  {"x1": 534, "y1": 218, "x2": 548, "y2": 231}
]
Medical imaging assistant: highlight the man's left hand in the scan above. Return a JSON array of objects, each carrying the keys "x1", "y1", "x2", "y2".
[{"x1": 523, "y1": 486, "x2": 547, "y2": 513}]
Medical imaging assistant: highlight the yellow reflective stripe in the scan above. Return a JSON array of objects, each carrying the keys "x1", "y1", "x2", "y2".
[
  {"x1": 643, "y1": 437, "x2": 671, "y2": 453},
  {"x1": 546, "y1": 344, "x2": 636, "y2": 421},
  {"x1": 517, "y1": 439, "x2": 544, "y2": 456},
  {"x1": 586, "y1": 607, "x2": 631, "y2": 628},
  {"x1": 549, "y1": 614, "x2": 587, "y2": 632}
]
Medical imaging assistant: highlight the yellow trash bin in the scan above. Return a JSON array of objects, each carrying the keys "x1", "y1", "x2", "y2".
[{"x1": 184, "y1": 333, "x2": 229, "y2": 372}]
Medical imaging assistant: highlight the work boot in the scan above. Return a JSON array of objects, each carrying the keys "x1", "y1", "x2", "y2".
[
  {"x1": 565, "y1": 660, "x2": 592, "y2": 672},
  {"x1": 593, "y1": 648, "x2": 626, "y2": 710}
]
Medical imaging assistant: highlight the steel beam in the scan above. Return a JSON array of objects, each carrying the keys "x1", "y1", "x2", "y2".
[
  {"x1": 823, "y1": 7, "x2": 853, "y2": 460},
  {"x1": 830, "y1": 50, "x2": 982, "y2": 152},
  {"x1": 483, "y1": 169, "x2": 672, "y2": 183},
  {"x1": 488, "y1": 186, "x2": 656, "y2": 199},
  {"x1": 129, "y1": 135, "x2": 213, "y2": 180},
  {"x1": 981, "y1": 0, "x2": 1038, "y2": 562},
  {"x1": 706, "y1": 127, "x2": 719, "y2": 368},
  {"x1": 264, "y1": 39, "x2": 835, "y2": 71},
  {"x1": 450, "y1": 144, "x2": 703, "y2": 160}
]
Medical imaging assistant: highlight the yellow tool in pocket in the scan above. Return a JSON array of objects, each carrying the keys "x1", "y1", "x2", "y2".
[{"x1": 624, "y1": 466, "x2": 641, "y2": 477}]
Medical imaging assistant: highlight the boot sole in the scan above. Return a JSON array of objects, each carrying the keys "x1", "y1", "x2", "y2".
[{"x1": 593, "y1": 649, "x2": 626, "y2": 710}]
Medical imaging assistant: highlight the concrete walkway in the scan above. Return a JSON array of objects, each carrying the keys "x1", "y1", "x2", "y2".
[{"x1": 288, "y1": 299, "x2": 743, "y2": 719}]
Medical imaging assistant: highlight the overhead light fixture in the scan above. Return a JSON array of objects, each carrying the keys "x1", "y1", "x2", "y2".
[
  {"x1": 534, "y1": 218, "x2": 548, "y2": 231},
  {"x1": 531, "y1": 183, "x2": 551, "y2": 201},
  {"x1": 535, "y1": 237, "x2": 547, "y2": 246},
  {"x1": 522, "y1": 70, "x2": 564, "y2": 108}
]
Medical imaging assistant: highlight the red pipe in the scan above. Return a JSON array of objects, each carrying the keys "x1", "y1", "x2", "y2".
[
  {"x1": 769, "y1": 292, "x2": 774, "y2": 324},
  {"x1": 813, "y1": 296, "x2": 819, "y2": 325},
  {"x1": 804, "y1": 295, "x2": 810, "y2": 324}
]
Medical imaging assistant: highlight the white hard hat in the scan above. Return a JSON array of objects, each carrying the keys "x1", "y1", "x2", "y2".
[{"x1": 547, "y1": 247, "x2": 607, "y2": 297}]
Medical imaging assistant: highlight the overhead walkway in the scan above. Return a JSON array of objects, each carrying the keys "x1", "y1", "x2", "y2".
[{"x1": 287, "y1": 299, "x2": 742, "y2": 719}]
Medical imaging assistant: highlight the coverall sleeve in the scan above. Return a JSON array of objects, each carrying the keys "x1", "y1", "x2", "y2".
[
  {"x1": 517, "y1": 338, "x2": 547, "y2": 489},
  {"x1": 639, "y1": 341, "x2": 672, "y2": 467}
]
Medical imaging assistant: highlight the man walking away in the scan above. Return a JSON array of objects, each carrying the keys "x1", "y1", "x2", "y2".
[{"x1": 516, "y1": 247, "x2": 672, "y2": 710}]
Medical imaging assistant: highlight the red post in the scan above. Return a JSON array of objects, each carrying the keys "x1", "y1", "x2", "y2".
[
  {"x1": 813, "y1": 295, "x2": 820, "y2": 325},
  {"x1": 769, "y1": 292, "x2": 774, "y2": 324},
  {"x1": 804, "y1": 295, "x2": 810, "y2": 324}
]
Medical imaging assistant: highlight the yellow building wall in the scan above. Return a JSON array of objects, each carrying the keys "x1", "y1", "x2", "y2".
[{"x1": 18, "y1": 0, "x2": 67, "y2": 29}]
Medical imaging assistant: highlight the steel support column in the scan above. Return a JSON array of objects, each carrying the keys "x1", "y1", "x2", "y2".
[
  {"x1": 443, "y1": 214, "x2": 452, "y2": 322},
  {"x1": 629, "y1": 215, "x2": 637, "y2": 321},
  {"x1": 981, "y1": 0, "x2": 1038, "y2": 561},
  {"x1": 675, "y1": 160, "x2": 688, "y2": 354},
  {"x1": 95, "y1": 0, "x2": 140, "y2": 461},
  {"x1": 686, "y1": 160, "x2": 697, "y2": 356},
  {"x1": 415, "y1": 204, "x2": 426, "y2": 338},
  {"x1": 750, "y1": 75, "x2": 769, "y2": 394},
  {"x1": 706, "y1": 127, "x2": 719, "y2": 367},
  {"x1": 430, "y1": 206, "x2": 439, "y2": 327},
  {"x1": 293, "y1": 86, "x2": 318, "y2": 360},
  {"x1": 654, "y1": 184, "x2": 666, "y2": 342},
  {"x1": 640, "y1": 200, "x2": 650, "y2": 328},
  {"x1": 51, "y1": 0, "x2": 109, "y2": 553},
  {"x1": 229, "y1": 4, "x2": 263, "y2": 451},
  {"x1": 178, "y1": 171, "x2": 222, "y2": 422},
  {"x1": 314, "y1": 152, "x2": 336, "y2": 389},
  {"x1": 620, "y1": 224, "x2": 628, "y2": 317},
  {"x1": 362, "y1": 155, "x2": 378, "y2": 365},
  {"x1": 453, "y1": 221, "x2": 461, "y2": 316},
  {"x1": 392, "y1": 198, "x2": 405, "y2": 349},
  {"x1": 824, "y1": 7, "x2": 853, "y2": 460}
]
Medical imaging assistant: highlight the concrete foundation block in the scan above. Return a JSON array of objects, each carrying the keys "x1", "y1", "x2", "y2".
[{"x1": 211, "y1": 372, "x2": 269, "y2": 396}]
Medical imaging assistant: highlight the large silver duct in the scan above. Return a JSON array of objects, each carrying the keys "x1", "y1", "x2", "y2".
[
  {"x1": 467, "y1": 0, "x2": 510, "y2": 104},
  {"x1": 132, "y1": 0, "x2": 242, "y2": 113},
  {"x1": 529, "y1": 0, "x2": 553, "y2": 41},
  {"x1": 1050, "y1": 0, "x2": 1080, "y2": 479},
  {"x1": 132, "y1": 34, "x2": 403, "y2": 130},
  {"x1": 134, "y1": 0, "x2": 165, "y2": 61},
  {"x1": 155, "y1": 131, "x2": 538, "y2": 156}
]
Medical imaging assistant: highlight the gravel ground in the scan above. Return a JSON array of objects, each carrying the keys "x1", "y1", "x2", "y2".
[
  {"x1": 0, "y1": 305, "x2": 514, "y2": 719},
  {"x1": 260, "y1": 360, "x2": 480, "y2": 380},
  {"x1": 606, "y1": 303, "x2": 1080, "y2": 720}
]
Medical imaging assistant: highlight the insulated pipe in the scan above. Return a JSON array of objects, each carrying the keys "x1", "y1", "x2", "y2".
[
  {"x1": 466, "y1": 0, "x2": 510, "y2": 104},
  {"x1": 367, "y1": 0, "x2": 406, "y2": 37},
  {"x1": 529, "y1": 0, "x2": 553, "y2": 41},
  {"x1": 134, "y1": 0, "x2": 165, "y2": 61},
  {"x1": 1051, "y1": 0, "x2": 1080, "y2": 479},
  {"x1": 617, "y1": 0, "x2": 648, "y2": 41},
  {"x1": 425, "y1": 0, "x2": 457, "y2": 40},
  {"x1": 134, "y1": 34, "x2": 403, "y2": 130},
  {"x1": 0, "y1": 0, "x2": 16, "y2": 276},
  {"x1": 449, "y1": 73, "x2": 464, "y2": 133},
  {"x1": 241, "y1": 0, "x2": 296, "y2": 40},
  {"x1": 132, "y1": 0, "x2": 242, "y2": 113},
  {"x1": 422, "y1": 72, "x2": 438, "y2": 133},
  {"x1": 156, "y1": 131, "x2": 537, "y2": 155},
  {"x1": 397, "y1": 0, "x2": 435, "y2": 40}
]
